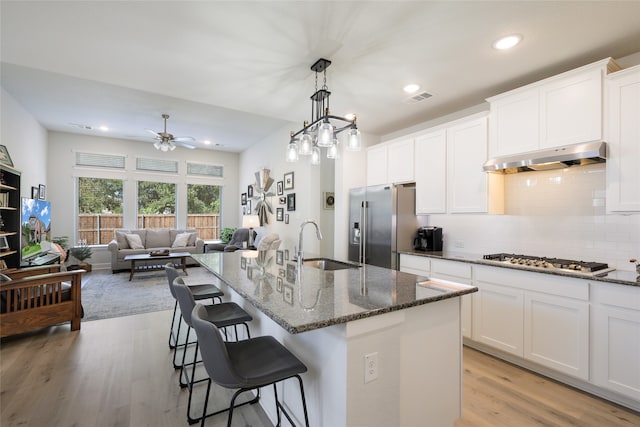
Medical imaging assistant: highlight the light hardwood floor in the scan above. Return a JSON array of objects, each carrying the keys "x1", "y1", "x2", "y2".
[{"x1": 2, "y1": 310, "x2": 639, "y2": 427}]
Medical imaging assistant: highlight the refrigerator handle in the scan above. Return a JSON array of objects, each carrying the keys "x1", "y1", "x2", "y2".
[{"x1": 360, "y1": 200, "x2": 367, "y2": 264}]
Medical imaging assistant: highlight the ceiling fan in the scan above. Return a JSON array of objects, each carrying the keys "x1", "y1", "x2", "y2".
[{"x1": 147, "y1": 114, "x2": 196, "y2": 151}]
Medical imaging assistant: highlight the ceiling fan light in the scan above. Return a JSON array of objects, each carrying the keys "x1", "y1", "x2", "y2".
[
  {"x1": 169, "y1": 143, "x2": 176, "y2": 151},
  {"x1": 311, "y1": 146, "x2": 321, "y2": 165},
  {"x1": 153, "y1": 141, "x2": 161, "y2": 150},
  {"x1": 299, "y1": 132, "x2": 313, "y2": 155},
  {"x1": 316, "y1": 121, "x2": 334, "y2": 147},
  {"x1": 346, "y1": 127, "x2": 362, "y2": 151}
]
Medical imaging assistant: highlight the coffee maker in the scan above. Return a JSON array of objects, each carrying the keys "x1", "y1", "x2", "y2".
[{"x1": 413, "y1": 226, "x2": 443, "y2": 251}]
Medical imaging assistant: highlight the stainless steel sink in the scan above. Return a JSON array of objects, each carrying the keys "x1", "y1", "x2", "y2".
[{"x1": 302, "y1": 258, "x2": 360, "y2": 271}]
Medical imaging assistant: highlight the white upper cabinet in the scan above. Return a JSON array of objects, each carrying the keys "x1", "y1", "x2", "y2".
[
  {"x1": 447, "y1": 116, "x2": 502, "y2": 213},
  {"x1": 366, "y1": 144, "x2": 388, "y2": 186},
  {"x1": 488, "y1": 58, "x2": 619, "y2": 157},
  {"x1": 488, "y1": 87, "x2": 539, "y2": 156},
  {"x1": 414, "y1": 130, "x2": 446, "y2": 214},
  {"x1": 387, "y1": 138, "x2": 414, "y2": 184},
  {"x1": 366, "y1": 138, "x2": 414, "y2": 186},
  {"x1": 606, "y1": 65, "x2": 640, "y2": 213},
  {"x1": 540, "y1": 67, "x2": 604, "y2": 148}
]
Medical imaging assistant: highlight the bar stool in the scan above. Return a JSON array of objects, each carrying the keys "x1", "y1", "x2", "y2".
[
  {"x1": 173, "y1": 279, "x2": 253, "y2": 424},
  {"x1": 191, "y1": 303, "x2": 310, "y2": 427},
  {"x1": 165, "y1": 264, "x2": 224, "y2": 368}
]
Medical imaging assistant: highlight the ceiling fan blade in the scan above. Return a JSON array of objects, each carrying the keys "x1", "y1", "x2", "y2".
[
  {"x1": 173, "y1": 136, "x2": 196, "y2": 143},
  {"x1": 175, "y1": 141, "x2": 196, "y2": 149},
  {"x1": 145, "y1": 129, "x2": 161, "y2": 137}
]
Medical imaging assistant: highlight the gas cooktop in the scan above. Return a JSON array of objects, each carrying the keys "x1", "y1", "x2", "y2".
[{"x1": 482, "y1": 253, "x2": 615, "y2": 276}]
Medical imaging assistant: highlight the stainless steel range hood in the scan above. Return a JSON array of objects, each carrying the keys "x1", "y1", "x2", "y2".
[{"x1": 483, "y1": 141, "x2": 607, "y2": 173}]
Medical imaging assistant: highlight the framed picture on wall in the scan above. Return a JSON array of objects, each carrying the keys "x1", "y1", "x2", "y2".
[
  {"x1": 277, "y1": 181, "x2": 284, "y2": 196},
  {"x1": 0, "y1": 145, "x2": 13, "y2": 167},
  {"x1": 241, "y1": 193, "x2": 247, "y2": 205},
  {"x1": 31, "y1": 186, "x2": 39, "y2": 199},
  {"x1": 284, "y1": 172, "x2": 294, "y2": 190},
  {"x1": 284, "y1": 214, "x2": 289, "y2": 224},
  {"x1": 38, "y1": 184, "x2": 46, "y2": 200},
  {"x1": 247, "y1": 185, "x2": 254, "y2": 198},
  {"x1": 323, "y1": 192, "x2": 335, "y2": 209},
  {"x1": 287, "y1": 193, "x2": 296, "y2": 211},
  {"x1": 276, "y1": 208, "x2": 284, "y2": 221}
]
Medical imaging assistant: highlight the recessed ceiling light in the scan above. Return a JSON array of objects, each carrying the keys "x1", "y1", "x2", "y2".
[
  {"x1": 403, "y1": 84, "x2": 421, "y2": 94},
  {"x1": 99, "y1": 126, "x2": 109, "y2": 132},
  {"x1": 204, "y1": 140, "x2": 211, "y2": 145},
  {"x1": 344, "y1": 113, "x2": 356, "y2": 121},
  {"x1": 493, "y1": 34, "x2": 522, "y2": 50}
]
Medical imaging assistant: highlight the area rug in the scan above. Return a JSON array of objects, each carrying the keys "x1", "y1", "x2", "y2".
[{"x1": 80, "y1": 267, "x2": 217, "y2": 321}]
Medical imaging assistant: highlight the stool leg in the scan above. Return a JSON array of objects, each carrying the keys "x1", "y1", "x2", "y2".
[
  {"x1": 200, "y1": 378, "x2": 212, "y2": 427},
  {"x1": 273, "y1": 383, "x2": 282, "y2": 426},
  {"x1": 296, "y1": 375, "x2": 310, "y2": 427},
  {"x1": 179, "y1": 327, "x2": 192, "y2": 388},
  {"x1": 172, "y1": 316, "x2": 184, "y2": 369},
  {"x1": 168, "y1": 300, "x2": 179, "y2": 349}
]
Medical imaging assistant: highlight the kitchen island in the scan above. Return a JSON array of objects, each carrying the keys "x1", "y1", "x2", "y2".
[{"x1": 192, "y1": 251, "x2": 477, "y2": 427}]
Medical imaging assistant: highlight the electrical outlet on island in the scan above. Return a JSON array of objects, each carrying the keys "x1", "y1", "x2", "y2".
[{"x1": 364, "y1": 352, "x2": 378, "y2": 383}]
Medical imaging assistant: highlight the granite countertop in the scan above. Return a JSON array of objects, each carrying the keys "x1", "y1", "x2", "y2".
[
  {"x1": 192, "y1": 252, "x2": 477, "y2": 334},
  {"x1": 399, "y1": 250, "x2": 639, "y2": 287}
]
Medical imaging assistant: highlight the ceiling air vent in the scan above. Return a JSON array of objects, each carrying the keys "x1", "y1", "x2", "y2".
[{"x1": 404, "y1": 91, "x2": 433, "y2": 104}]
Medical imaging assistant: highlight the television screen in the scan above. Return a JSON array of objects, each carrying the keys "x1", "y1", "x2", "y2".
[{"x1": 21, "y1": 198, "x2": 52, "y2": 260}]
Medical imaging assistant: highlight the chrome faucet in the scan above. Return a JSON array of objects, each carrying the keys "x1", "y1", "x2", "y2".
[{"x1": 298, "y1": 220, "x2": 323, "y2": 263}]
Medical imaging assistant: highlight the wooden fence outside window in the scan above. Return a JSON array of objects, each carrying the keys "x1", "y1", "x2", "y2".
[{"x1": 77, "y1": 214, "x2": 221, "y2": 245}]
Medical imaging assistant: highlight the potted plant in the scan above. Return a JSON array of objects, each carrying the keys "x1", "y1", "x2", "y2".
[
  {"x1": 68, "y1": 240, "x2": 93, "y2": 272},
  {"x1": 220, "y1": 227, "x2": 236, "y2": 244}
]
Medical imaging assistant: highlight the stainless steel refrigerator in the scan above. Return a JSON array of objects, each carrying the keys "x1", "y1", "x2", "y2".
[{"x1": 348, "y1": 184, "x2": 423, "y2": 270}]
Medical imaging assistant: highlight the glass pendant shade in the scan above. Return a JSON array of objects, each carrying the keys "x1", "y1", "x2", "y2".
[
  {"x1": 316, "y1": 121, "x2": 334, "y2": 147},
  {"x1": 154, "y1": 141, "x2": 161, "y2": 150},
  {"x1": 311, "y1": 146, "x2": 321, "y2": 165},
  {"x1": 327, "y1": 143, "x2": 338, "y2": 159},
  {"x1": 299, "y1": 132, "x2": 313, "y2": 155},
  {"x1": 346, "y1": 127, "x2": 362, "y2": 151},
  {"x1": 286, "y1": 141, "x2": 299, "y2": 162}
]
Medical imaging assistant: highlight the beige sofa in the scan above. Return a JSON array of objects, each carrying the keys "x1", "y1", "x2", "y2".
[{"x1": 107, "y1": 228, "x2": 204, "y2": 273}]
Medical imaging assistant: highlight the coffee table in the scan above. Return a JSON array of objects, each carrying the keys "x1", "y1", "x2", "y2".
[{"x1": 123, "y1": 252, "x2": 191, "y2": 281}]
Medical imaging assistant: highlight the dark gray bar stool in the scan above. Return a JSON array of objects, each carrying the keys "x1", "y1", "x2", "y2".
[
  {"x1": 191, "y1": 303, "x2": 310, "y2": 427},
  {"x1": 165, "y1": 264, "x2": 224, "y2": 368},
  {"x1": 173, "y1": 279, "x2": 253, "y2": 424}
]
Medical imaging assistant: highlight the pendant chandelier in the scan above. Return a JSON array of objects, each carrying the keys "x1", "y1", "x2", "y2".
[{"x1": 286, "y1": 58, "x2": 361, "y2": 165}]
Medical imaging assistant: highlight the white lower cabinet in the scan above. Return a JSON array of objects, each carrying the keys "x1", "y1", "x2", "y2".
[
  {"x1": 473, "y1": 280, "x2": 524, "y2": 355},
  {"x1": 524, "y1": 291, "x2": 589, "y2": 380},
  {"x1": 430, "y1": 259, "x2": 473, "y2": 339},
  {"x1": 591, "y1": 282, "x2": 640, "y2": 401},
  {"x1": 473, "y1": 265, "x2": 590, "y2": 379}
]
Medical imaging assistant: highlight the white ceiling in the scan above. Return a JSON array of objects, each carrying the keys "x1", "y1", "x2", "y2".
[{"x1": 2, "y1": 1, "x2": 640, "y2": 153}]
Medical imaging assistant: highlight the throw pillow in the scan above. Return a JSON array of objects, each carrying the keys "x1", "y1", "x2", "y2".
[
  {"x1": 115, "y1": 231, "x2": 130, "y2": 249},
  {"x1": 172, "y1": 232, "x2": 190, "y2": 248},
  {"x1": 187, "y1": 232, "x2": 197, "y2": 246},
  {"x1": 125, "y1": 233, "x2": 145, "y2": 250}
]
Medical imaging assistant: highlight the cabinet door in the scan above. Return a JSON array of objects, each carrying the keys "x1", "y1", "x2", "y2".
[
  {"x1": 473, "y1": 281, "x2": 524, "y2": 356},
  {"x1": 367, "y1": 144, "x2": 388, "y2": 186},
  {"x1": 540, "y1": 68, "x2": 603, "y2": 148},
  {"x1": 592, "y1": 283, "x2": 640, "y2": 401},
  {"x1": 414, "y1": 130, "x2": 446, "y2": 214},
  {"x1": 606, "y1": 66, "x2": 640, "y2": 213},
  {"x1": 524, "y1": 292, "x2": 589, "y2": 380},
  {"x1": 387, "y1": 138, "x2": 414, "y2": 184},
  {"x1": 447, "y1": 117, "x2": 489, "y2": 213},
  {"x1": 488, "y1": 88, "x2": 539, "y2": 156}
]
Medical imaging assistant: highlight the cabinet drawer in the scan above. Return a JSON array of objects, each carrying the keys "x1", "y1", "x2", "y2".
[
  {"x1": 399, "y1": 254, "x2": 430, "y2": 274},
  {"x1": 475, "y1": 265, "x2": 588, "y2": 300},
  {"x1": 431, "y1": 259, "x2": 472, "y2": 280},
  {"x1": 592, "y1": 282, "x2": 640, "y2": 309}
]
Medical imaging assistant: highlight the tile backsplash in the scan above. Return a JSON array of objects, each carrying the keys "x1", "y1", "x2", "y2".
[{"x1": 426, "y1": 164, "x2": 640, "y2": 271}]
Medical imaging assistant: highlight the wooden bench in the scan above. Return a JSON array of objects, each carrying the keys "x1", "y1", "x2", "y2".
[{"x1": 1, "y1": 265, "x2": 85, "y2": 338}]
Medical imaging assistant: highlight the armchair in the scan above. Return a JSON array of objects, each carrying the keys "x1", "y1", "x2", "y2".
[
  {"x1": 208, "y1": 228, "x2": 251, "y2": 252},
  {"x1": 1, "y1": 265, "x2": 85, "y2": 338}
]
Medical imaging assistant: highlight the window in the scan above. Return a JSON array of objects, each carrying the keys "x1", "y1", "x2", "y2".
[
  {"x1": 187, "y1": 184, "x2": 221, "y2": 239},
  {"x1": 77, "y1": 177, "x2": 124, "y2": 245},
  {"x1": 137, "y1": 181, "x2": 176, "y2": 229}
]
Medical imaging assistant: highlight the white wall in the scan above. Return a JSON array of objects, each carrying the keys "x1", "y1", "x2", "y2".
[
  {"x1": 1, "y1": 88, "x2": 48, "y2": 195},
  {"x1": 239, "y1": 122, "x2": 373, "y2": 256}
]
